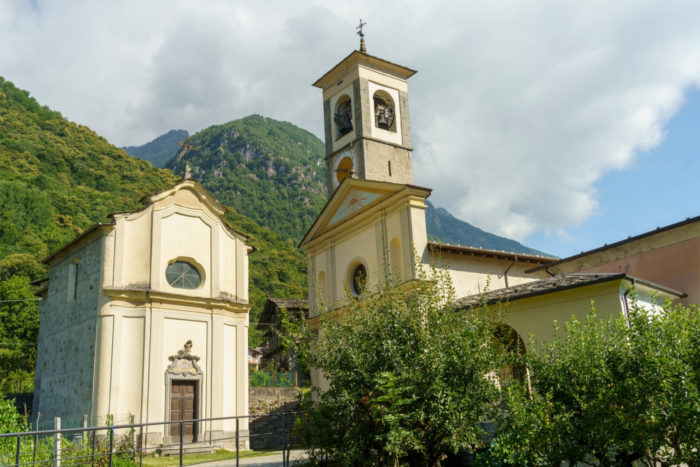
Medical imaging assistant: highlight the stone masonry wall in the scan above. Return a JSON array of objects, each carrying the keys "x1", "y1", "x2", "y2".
[
  {"x1": 33, "y1": 235, "x2": 104, "y2": 429},
  {"x1": 249, "y1": 388, "x2": 300, "y2": 450}
]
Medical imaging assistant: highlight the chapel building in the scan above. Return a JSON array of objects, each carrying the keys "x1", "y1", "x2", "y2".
[{"x1": 33, "y1": 179, "x2": 252, "y2": 445}]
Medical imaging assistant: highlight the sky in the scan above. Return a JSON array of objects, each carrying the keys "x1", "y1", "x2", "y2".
[{"x1": 1, "y1": 0, "x2": 699, "y2": 258}]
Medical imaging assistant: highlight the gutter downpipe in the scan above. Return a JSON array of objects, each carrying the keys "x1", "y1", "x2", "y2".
[
  {"x1": 503, "y1": 259, "x2": 516, "y2": 288},
  {"x1": 621, "y1": 278, "x2": 634, "y2": 327}
]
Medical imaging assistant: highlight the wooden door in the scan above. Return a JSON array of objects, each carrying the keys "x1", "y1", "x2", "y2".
[{"x1": 170, "y1": 380, "x2": 197, "y2": 442}]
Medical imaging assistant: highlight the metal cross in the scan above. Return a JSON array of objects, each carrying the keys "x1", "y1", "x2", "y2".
[{"x1": 356, "y1": 19, "x2": 366, "y2": 38}]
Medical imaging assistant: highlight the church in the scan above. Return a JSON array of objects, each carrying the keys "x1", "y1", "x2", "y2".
[
  {"x1": 33, "y1": 179, "x2": 252, "y2": 444},
  {"x1": 299, "y1": 38, "x2": 685, "y2": 388}
]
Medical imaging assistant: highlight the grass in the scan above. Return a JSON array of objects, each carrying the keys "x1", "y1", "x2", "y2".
[{"x1": 140, "y1": 449, "x2": 280, "y2": 466}]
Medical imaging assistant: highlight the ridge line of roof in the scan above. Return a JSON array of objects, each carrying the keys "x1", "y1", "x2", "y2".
[{"x1": 526, "y1": 215, "x2": 700, "y2": 273}]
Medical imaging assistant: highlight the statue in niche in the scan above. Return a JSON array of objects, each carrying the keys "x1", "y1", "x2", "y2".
[
  {"x1": 374, "y1": 95, "x2": 395, "y2": 131},
  {"x1": 334, "y1": 98, "x2": 353, "y2": 139}
]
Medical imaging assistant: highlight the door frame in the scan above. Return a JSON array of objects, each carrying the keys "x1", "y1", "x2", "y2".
[{"x1": 165, "y1": 373, "x2": 203, "y2": 442}]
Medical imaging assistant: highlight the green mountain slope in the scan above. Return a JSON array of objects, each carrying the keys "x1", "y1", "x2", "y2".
[
  {"x1": 0, "y1": 79, "x2": 306, "y2": 384},
  {"x1": 123, "y1": 129, "x2": 188, "y2": 168},
  {"x1": 165, "y1": 115, "x2": 328, "y2": 243},
  {"x1": 426, "y1": 201, "x2": 552, "y2": 256}
]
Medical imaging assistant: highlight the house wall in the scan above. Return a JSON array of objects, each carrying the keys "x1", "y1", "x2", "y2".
[
  {"x1": 546, "y1": 222, "x2": 700, "y2": 306},
  {"x1": 577, "y1": 237, "x2": 700, "y2": 306},
  {"x1": 437, "y1": 254, "x2": 545, "y2": 298},
  {"x1": 33, "y1": 233, "x2": 106, "y2": 428}
]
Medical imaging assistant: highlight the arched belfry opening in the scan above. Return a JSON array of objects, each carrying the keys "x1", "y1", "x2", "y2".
[
  {"x1": 373, "y1": 90, "x2": 396, "y2": 132},
  {"x1": 334, "y1": 95, "x2": 353, "y2": 140}
]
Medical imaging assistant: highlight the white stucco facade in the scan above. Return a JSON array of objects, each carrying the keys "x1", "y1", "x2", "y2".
[{"x1": 33, "y1": 180, "x2": 252, "y2": 444}]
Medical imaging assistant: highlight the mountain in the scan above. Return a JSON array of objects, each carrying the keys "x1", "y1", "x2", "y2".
[
  {"x1": 0, "y1": 77, "x2": 306, "y2": 360},
  {"x1": 425, "y1": 201, "x2": 551, "y2": 256},
  {"x1": 145, "y1": 117, "x2": 548, "y2": 255},
  {"x1": 165, "y1": 115, "x2": 327, "y2": 243},
  {"x1": 122, "y1": 129, "x2": 188, "y2": 168}
]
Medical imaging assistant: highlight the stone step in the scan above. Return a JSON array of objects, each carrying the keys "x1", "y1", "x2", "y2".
[{"x1": 159, "y1": 441, "x2": 216, "y2": 456}]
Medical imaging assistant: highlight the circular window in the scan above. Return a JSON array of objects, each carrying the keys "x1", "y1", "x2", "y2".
[
  {"x1": 166, "y1": 261, "x2": 201, "y2": 289},
  {"x1": 335, "y1": 156, "x2": 354, "y2": 185},
  {"x1": 351, "y1": 263, "x2": 367, "y2": 295}
]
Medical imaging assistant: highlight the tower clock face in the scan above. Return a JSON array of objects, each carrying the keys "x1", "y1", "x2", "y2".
[{"x1": 333, "y1": 149, "x2": 355, "y2": 187}]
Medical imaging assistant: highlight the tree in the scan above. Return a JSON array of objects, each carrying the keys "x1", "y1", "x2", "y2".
[
  {"x1": 291, "y1": 268, "x2": 507, "y2": 466},
  {"x1": 485, "y1": 298, "x2": 700, "y2": 466},
  {"x1": 0, "y1": 276, "x2": 39, "y2": 393}
]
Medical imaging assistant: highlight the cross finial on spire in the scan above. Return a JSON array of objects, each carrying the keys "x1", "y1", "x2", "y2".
[
  {"x1": 177, "y1": 136, "x2": 197, "y2": 180},
  {"x1": 356, "y1": 19, "x2": 367, "y2": 53}
]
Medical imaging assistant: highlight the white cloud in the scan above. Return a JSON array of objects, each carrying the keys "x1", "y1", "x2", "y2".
[{"x1": 1, "y1": 0, "x2": 699, "y2": 241}]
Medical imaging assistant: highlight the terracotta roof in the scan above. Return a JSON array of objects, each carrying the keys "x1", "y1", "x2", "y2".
[
  {"x1": 456, "y1": 273, "x2": 685, "y2": 309},
  {"x1": 526, "y1": 215, "x2": 700, "y2": 274},
  {"x1": 428, "y1": 242, "x2": 556, "y2": 264}
]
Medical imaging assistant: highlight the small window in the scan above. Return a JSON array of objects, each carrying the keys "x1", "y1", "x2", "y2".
[
  {"x1": 166, "y1": 261, "x2": 202, "y2": 289},
  {"x1": 350, "y1": 263, "x2": 367, "y2": 296}
]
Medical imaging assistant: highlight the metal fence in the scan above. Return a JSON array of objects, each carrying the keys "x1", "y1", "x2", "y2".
[{"x1": 0, "y1": 410, "x2": 301, "y2": 467}]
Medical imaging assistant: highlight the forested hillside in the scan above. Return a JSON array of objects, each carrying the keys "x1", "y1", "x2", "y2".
[
  {"x1": 0, "y1": 77, "x2": 305, "y2": 392},
  {"x1": 166, "y1": 115, "x2": 327, "y2": 243}
]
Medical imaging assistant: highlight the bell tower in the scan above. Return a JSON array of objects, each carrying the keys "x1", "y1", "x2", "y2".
[{"x1": 313, "y1": 26, "x2": 417, "y2": 196}]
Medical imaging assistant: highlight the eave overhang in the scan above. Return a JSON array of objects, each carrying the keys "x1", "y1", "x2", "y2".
[{"x1": 313, "y1": 50, "x2": 417, "y2": 90}]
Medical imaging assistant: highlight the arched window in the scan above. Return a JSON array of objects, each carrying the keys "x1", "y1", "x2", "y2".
[
  {"x1": 334, "y1": 95, "x2": 353, "y2": 139},
  {"x1": 373, "y1": 90, "x2": 396, "y2": 132},
  {"x1": 495, "y1": 325, "x2": 528, "y2": 385},
  {"x1": 350, "y1": 263, "x2": 367, "y2": 296}
]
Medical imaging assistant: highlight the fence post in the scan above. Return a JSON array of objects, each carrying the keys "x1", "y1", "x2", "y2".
[
  {"x1": 82, "y1": 415, "x2": 88, "y2": 445},
  {"x1": 91, "y1": 427, "x2": 96, "y2": 467},
  {"x1": 129, "y1": 415, "x2": 135, "y2": 460},
  {"x1": 283, "y1": 411, "x2": 288, "y2": 467},
  {"x1": 54, "y1": 416, "x2": 61, "y2": 467},
  {"x1": 15, "y1": 434, "x2": 21, "y2": 467},
  {"x1": 179, "y1": 421, "x2": 183, "y2": 467},
  {"x1": 108, "y1": 426, "x2": 114, "y2": 467},
  {"x1": 235, "y1": 417, "x2": 240, "y2": 467},
  {"x1": 33, "y1": 411, "x2": 40, "y2": 465}
]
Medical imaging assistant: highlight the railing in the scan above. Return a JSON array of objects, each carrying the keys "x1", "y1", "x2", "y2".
[{"x1": 0, "y1": 410, "x2": 301, "y2": 467}]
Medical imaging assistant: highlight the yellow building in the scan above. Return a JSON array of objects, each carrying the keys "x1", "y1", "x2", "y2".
[{"x1": 33, "y1": 179, "x2": 252, "y2": 445}]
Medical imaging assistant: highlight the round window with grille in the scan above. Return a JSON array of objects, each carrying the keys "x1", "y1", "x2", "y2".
[{"x1": 166, "y1": 261, "x2": 201, "y2": 289}]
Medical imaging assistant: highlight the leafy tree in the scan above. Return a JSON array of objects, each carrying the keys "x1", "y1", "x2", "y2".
[
  {"x1": 0, "y1": 276, "x2": 39, "y2": 393},
  {"x1": 292, "y1": 268, "x2": 506, "y2": 466},
  {"x1": 486, "y1": 298, "x2": 700, "y2": 466}
]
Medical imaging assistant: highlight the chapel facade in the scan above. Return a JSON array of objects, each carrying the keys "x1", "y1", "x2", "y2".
[{"x1": 33, "y1": 179, "x2": 252, "y2": 445}]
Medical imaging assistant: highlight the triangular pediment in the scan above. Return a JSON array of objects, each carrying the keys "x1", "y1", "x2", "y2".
[{"x1": 300, "y1": 178, "x2": 431, "y2": 249}]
